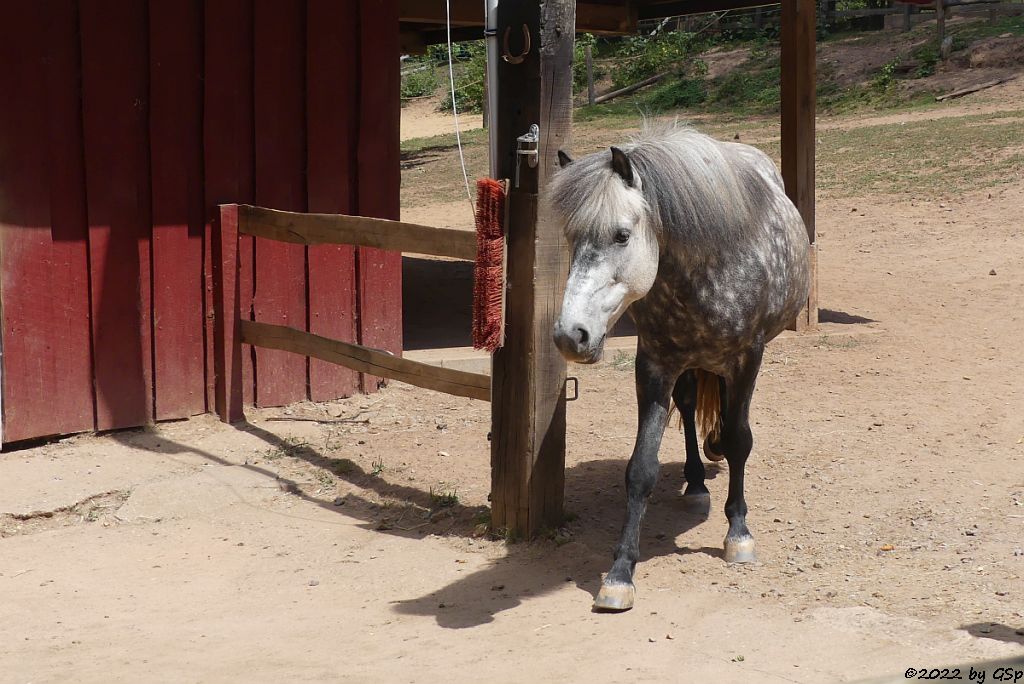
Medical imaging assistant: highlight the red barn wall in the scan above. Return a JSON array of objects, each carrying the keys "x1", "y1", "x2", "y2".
[{"x1": 0, "y1": 0, "x2": 402, "y2": 444}]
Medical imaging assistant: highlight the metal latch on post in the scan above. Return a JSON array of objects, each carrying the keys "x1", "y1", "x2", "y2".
[
  {"x1": 514, "y1": 124, "x2": 540, "y2": 188},
  {"x1": 565, "y1": 376, "x2": 579, "y2": 402}
]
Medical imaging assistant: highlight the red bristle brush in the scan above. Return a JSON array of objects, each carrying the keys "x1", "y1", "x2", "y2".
[{"x1": 472, "y1": 178, "x2": 506, "y2": 352}]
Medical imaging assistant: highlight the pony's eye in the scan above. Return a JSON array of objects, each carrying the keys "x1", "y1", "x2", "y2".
[{"x1": 614, "y1": 230, "x2": 630, "y2": 245}]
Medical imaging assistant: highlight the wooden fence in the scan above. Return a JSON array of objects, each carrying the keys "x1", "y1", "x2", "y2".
[
  {"x1": 641, "y1": 0, "x2": 1023, "y2": 35},
  {"x1": 214, "y1": 204, "x2": 491, "y2": 423}
]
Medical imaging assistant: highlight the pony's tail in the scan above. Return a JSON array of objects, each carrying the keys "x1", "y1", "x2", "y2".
[
  {"x1": 694, "y1": 369, "x2": 721, "y2": 445},
  {"x1": 669, "y1": 369, "x2": 722, "y2": 444}
]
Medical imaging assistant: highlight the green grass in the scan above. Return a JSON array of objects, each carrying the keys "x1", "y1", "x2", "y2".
[
  {"x1": 429, "y1": 485, "x2": 459, "y2": 509},
  {"x1": 610, "y1": 350, "x2": 636, "y2": 372},
  {"x1": 816, "y1": 110, "x2": 1024, "y2": 198},
  {"x1": 951, "y1": 14, "x2": 1024, "y2": 41},
  {"x1": 706, "y1": 46, "x2": 782, "y2": 114}
]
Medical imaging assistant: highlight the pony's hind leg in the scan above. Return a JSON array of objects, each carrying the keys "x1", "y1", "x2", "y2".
[
  {"x1": 703, "y1": 374, "x2": 727, "y2": 462},
  {"x1": 673, "y1": 371, "x2": 710, "y2": 516},
  {"x1": 720, "y1": 348, "x2": 764, "y2": 564},
  {"x1": 594, "y1": 351, "x2": 674, "y2": 612}
]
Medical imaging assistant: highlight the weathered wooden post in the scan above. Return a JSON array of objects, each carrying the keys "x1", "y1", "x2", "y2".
[
  {"x1": 903, "y1": 2, "x2": 913, "y2": 31},
  {"x1": 781, "y1": 0, "x2": 818, "y2": 331},
  {"x1": 490, "y1": 0, "x2": 574, "y2": 539},
  {"x1": 213, "y1": 204, "x2": 244, "y2": 423},
  {"x1": 936, "y1": 0, "x2": 946, "y2": 42},
  {"x1": 586, "y1": 44, "x2": 595, "y2": 105}
]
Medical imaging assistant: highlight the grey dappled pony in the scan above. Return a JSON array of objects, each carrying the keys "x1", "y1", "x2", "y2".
[{"x1": 551, "y1": 125, "x2": 810, "y2": 612}]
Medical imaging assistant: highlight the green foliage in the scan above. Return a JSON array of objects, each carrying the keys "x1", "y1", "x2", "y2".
[
  {"x1": 400, "y1": 65, "x2": 439, "y2": 102},
  {"x1": 573, "y1": 33, "x2": 602, "y2": 94},
  {"x1": 608, "y1": 31, "x2": 704, "y2": 90},
  {"x1": 645, "y1": 77, "x2": 708, "y2": 111},
  {"x1": 871, "y1": 58, "x2": 900, "y2": 93},
  {"x1": 438, "y1": 40, "x2": 486, "y2": 114},
  {"x1": 708, "y1": 47, "x2": 781, "y2": 112},
  {"x1": 911, "y1": 42, "x2": 939, "y2": 78}
]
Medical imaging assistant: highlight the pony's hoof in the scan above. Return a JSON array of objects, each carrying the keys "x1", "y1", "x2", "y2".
[
  {"x1": 724, "y1": 536, "x2": 757, "y2": 564},
  {"x1": 703, "y1": 436, "x2": 725, "y2": 462},
  {"x1": 681, "y1": 491, "x2": 711, "y2": 517},
  {"x1": 593, "y1": 582, "x2": 635, "y2": 612}
]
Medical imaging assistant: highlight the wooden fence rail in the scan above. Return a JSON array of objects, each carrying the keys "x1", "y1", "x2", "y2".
[
  {"x1": 241, "y1": 320, "x2": 490, "y2": 401},
  {"x1": 214, "y1": 203, "x2": 489, "y2": 422},
  {"x1": 238, "y1": 204, "x2": 477, "y2": 260}
]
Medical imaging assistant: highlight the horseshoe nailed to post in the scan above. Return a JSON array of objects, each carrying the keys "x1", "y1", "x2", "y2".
[{"x1": 502, "y1": 24, "x2": 530, "y2": 64}]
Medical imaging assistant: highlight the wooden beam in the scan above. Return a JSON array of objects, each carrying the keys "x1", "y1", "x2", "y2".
[
  {"x1": 781, "y1": 0, "x2": 817, "y2": 331},
  {"x1": 400, "y1": 0, "x2": 633, "y2": 35},
  {"x1": 235, "y1": 205, "x2": 477, "y2": 260},
  {"x1": 240, "y1": 320, "x2": 490, "y2": 401},
  {"x1": 490, "y1": 0, "x2": 572, "y2": 539},
  {"x1": 399, "y1": 0, "x2": 483, "y2": 26},
  {"x1": 638, "y1": 0, "x2": 780, "y2": 20}
]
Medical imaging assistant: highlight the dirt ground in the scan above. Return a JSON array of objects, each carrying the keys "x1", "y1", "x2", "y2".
[{"x1": 4, "y1": 60, "x2": 1024, "y2": 684}]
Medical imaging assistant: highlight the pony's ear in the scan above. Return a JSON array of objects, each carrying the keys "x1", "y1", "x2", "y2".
[
  {"x1": 557, "y1": 150, "x2": 574, "y2": 168},
  {"x1": 609, "y1": 146, "x2": 634, "y2": 187}
]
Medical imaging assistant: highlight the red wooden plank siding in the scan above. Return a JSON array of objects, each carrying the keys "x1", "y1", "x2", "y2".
[
  {"x1": 149, "y1": 0, "x2": 206, "y2": 420},
  {"x1": 79, "y1": 2, "x2": 155, "y2": 430},
  {"x1": 252, "y1": 0, "x2": 309, "y2": 406},
  {"x1": 204, "y1": 0, "x2": 256, "y2": 408},
  {"x1": 0, "y1": 2, "x2": 95, "y2": 442},
  {"x1": 0, "y1": 1, "x2": 407, "y2": 442},
  {"x1": 357, "y1": 0, "x2": 403, "y2": 390},
  {"x1": 306, "y1": 0, "x2": 361, "y2": 401}
]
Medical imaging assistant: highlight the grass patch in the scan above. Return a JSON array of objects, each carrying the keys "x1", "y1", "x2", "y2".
[
  {"x1": 429, "y1": 485, "x2": 459, "y2": 509},
  {"x1": 645, "y1": 77, "x2": 708, "y2": 111},
  {"x1": 401, "y1": 65, "x2": 439, "y2": 103},
  {"x1": 951, "y1": 14, "x2": 1024, "y2": 42},
  {"x1": 817, "y1": 334, "x2": 860, "y2": 350},
  {"x1": 611, "y1": 350, "x2": 636, "y2": 371},
  {"x1": 816, "y1": 109, "x2": 1024, "y2": 198},
  {"x1": 314, "y1": 468, "x2": 334, "y2": 489}
]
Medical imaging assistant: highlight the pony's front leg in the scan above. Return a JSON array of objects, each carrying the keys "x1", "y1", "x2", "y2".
[
  {"x1": 720, "y1": 347, "x2": 764, "y2": 564},
  {"x1": 594, "y1": 352, "x2": 674, "y2": 612}
]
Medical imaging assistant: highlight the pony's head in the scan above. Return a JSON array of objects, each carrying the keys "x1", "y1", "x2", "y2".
[{"x1": 549, "y1": 146, "x2": 659, "y2": 363}]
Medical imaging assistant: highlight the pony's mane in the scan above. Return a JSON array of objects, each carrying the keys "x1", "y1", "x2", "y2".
[{"x1": 549, "y1": 123, "x2": 781, "y2": 252}]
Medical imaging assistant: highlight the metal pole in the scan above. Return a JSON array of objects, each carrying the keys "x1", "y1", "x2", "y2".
[{"x1": 485, "y1": 0, "x2": 500, "y2": 177}]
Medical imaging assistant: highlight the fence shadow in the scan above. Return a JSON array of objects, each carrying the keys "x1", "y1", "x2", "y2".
[{"x1": 107, "y1": 419, "x2": 727, "y2": 629}]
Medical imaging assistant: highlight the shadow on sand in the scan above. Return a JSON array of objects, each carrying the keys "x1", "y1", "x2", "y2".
[{"x1": 107, "y1": 420, "x2": 729, "y2": 629}]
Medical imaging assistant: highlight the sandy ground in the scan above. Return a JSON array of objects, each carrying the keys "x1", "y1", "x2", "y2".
[
  {"x1": 401, "y1": 97, "x2": 482, "y2": 142},
  {"x1": 4, "y1": 70, "x2": 1024, "y2": 684}
]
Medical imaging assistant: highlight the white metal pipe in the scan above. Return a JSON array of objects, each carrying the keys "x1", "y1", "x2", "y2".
[{"x1": 485, "y1": 0, "x2": 500, "y2": 178}]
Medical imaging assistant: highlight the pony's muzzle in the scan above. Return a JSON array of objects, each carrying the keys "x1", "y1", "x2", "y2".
[{"x1": 553, "y1": 319, "x2": 603, "y2": 363}]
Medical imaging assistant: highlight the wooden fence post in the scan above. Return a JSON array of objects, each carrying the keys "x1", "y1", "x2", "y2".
[
  {"x1": 490, "y1": 0, "x2": 573, "y2": 539},
  {"x1": 903, "y1": 2, "x2": 913, "y2": 31},
  {"x1": 586, "y1": 44, "x2": 595, "y2": 105},
  {"x1": 936, "y1": 0, "x2": 946, "y2": 41},
  {"x1": 781, "y1": 0, "x2": 818, "y2": 331},
  {"x1": 213, "y1": 204, "x2": 244, "y2": 423}
]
